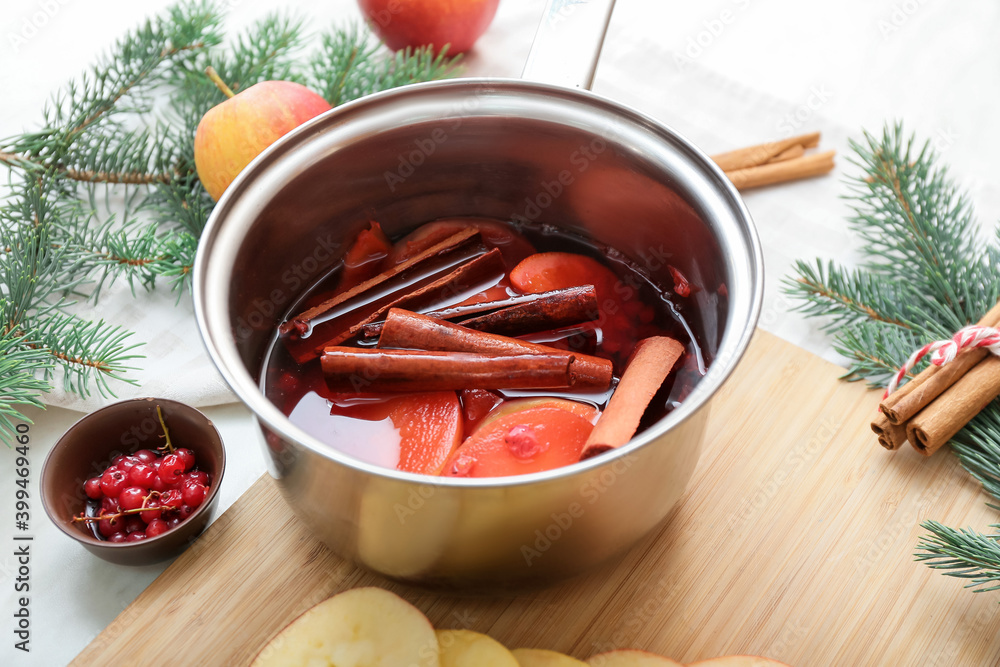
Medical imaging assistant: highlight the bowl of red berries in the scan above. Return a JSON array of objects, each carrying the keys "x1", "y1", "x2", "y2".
[{"x1": 41, "y1": 398, "x2": 225, "y2": 565}]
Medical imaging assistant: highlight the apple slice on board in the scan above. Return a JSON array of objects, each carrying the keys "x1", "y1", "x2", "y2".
[
  {"x1": 586, "y1": 650, "x2": 684, "y2": 666},
  {"x1": 250, "y1": 587, "x2": 439, "y2": 667},
  {"x1": 437, "y1": 629, "x2": 519, "y2": 667},
  {"x1": 513, "y1": 647, "x2": 589, "y2": 666},
  {"x1": 687, "y1": 658, "x2": 790, "y2": 667}
]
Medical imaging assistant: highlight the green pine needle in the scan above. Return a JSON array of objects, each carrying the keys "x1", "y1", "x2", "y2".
[
  {"x1": 0, "y1": 1, "x2": 459, "y2": 445},
  {"x1": 786, "y1": 123, "x2": 1000, "y2": 595}
]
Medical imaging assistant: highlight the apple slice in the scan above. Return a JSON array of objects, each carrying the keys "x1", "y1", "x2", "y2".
[
  {"x1": 437, "y1": 629, "x2": 519, "y2": 667},
  {"x1": 512, "y1": 647, "x2": 589, "y2": 666},
  {"x1": 440, "y1": 406, "x2": 594, "y2": 477},
  {"x1": 250, "y1": 587, "x2": 439, "y2": 666},
  {"x1": 687, "y1": 657, "x2": 791, "y2": 667},
  {"x1": 473, "y1": 398, "x2": 600, "y2": 435},
  {"x1": 585, "y1": 650, "x2": 683, "y2": 666}
]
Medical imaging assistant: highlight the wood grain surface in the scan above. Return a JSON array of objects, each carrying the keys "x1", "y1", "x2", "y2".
[{"x1": 74, "y1": 331, "x2": 1000, "y2": 666}]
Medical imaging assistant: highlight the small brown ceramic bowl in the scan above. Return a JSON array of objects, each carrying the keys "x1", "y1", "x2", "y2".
[{"x1": 40, "y1": 398, "x2": 225, "y2": 566}]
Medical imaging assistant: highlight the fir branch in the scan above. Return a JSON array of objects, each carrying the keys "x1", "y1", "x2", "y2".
[
  {"x1": 309, "y1": 24, "x2": 459, "y2": 107},
  {"x1": 0, "y1": 331, "x2": 52, "y2": 444},
  {"x1": 916, "y1": 521, "x2": 1000, "y2": 593}
]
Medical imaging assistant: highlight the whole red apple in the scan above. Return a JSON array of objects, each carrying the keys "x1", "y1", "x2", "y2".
[
  {"x1": 194, "y1": 73, "x2": 331, "y2": 201},
  {"x1": 359, "y1": 0, "x2": 501, "y2": 54}
]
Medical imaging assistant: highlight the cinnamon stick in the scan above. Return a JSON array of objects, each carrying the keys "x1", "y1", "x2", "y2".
[
  {"x1": 907, "y1": 356, "x2": 1000, "y2": 456},
  {"x1": 580, "y1": 337, "x2": 685, "y2": 460},
  {"x1": 457, "y1": 285, "x2": 598, "y2": 336},
  {"x1": 328, "y1": 248, "x2": 506, "y2": 347},
  {"x1": 360, "y1": 287, "x2": 596, "y2": 339},
  {"x1": 377, "y1": 308, "x2": 613, "y2": 389},
  {"x1": 279, "y1": 227, "x2": 479, "y2": 337},
  {"x1": 320, "y1": 348, "x2": 575, "y2": 392},
  {"x1": 766, "y1": 144, "x2": 805, "y2": 164},
  {"x1": 870, "y1": 411, "x2": 909, "y2": 451},
  {"x1": 725, "y1": 151, "x2": 836, "y2": 190},
  {"x1": 711, "y1": 132, "x2": 821, "y2": 172},
  {"x1": 881, "y1": 300, "x2": 1000, "y2": 425}
]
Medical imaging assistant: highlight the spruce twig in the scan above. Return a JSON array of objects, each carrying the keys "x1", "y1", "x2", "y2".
[
  {"x1": 0, "y1": 2, "x2": 458, "y2": 445},
  {"x1": 786, "y1": 123, "x2": 1000, "y2": 594}
]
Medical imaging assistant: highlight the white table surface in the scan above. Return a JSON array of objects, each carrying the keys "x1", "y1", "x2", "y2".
[{"x1": 2, "y1": 1, "x2": 998, "y2": 664}]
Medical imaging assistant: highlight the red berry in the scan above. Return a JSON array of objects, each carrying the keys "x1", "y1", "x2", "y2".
[
  {"x1": 98, "y1": 516, "x2": 123, "y2": 538},
  {"x1": 123, "y1": 515, "x2": 145, "y2": 534},
  {"x1": 178, "y1": 504, "x2": 195, "y2": 520},
  {"x1": 151, "y1": 474, "x2": 168, "y2": 493},
  {"x1": 100, "y1": 468, "x2": 128, "y2": 498},
  {"x1": 128, "y1": 463, "x2": 156, "y2": 489},
  {"x1": 108, "y1": 532, "x2": 127, "y2": 543},
  {"x1": 181, "y1": 482, "x2": 206, "y2": 508},
  {"x1": 158, "y1": 454, "x2": 184, "y2": 484},
  {"x1": 134, "y1": 449, "x2": 157, "y2": 463},
  {"x1": 126, "y1": 531, "x2": 146, "y2": 542},
  {"x1": 100, "y1": 496, "x2": 119, "y2": 514},
  {"x1": 118, "y1": 486, "x2": 147, "y2": 511},
  {"x1": 139, "y1": 498, "x2": 161, "y2": 524},
  {"x1": 117, "y1": 456, "x2": 140, "y2": 471},
  {"x1": 84, "y1": 477, "x2": 103, "y2": 500},
  {"x1": 175, "y1": 448, "x2": 196, "y2": 472},
  {"x1": 166, "y1": 516, "x2": 182, "y2": 529},
  {"x1": 186, "y1": 470, "x2": 210, "y2": 487},
  {"x1": 160, "y1": 489, "x2": 182, "y2": 511},
  {"x1": 145, "y1": 519, "x2": 168, "y2": 538}
]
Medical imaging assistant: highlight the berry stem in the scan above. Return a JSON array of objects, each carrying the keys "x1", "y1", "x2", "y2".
[
  {"x1": 156, "y1": 405, "x2": 175, "y2": 454},
  {"x1": 73, "y1": 504, "x2": 169, "y2": 523},
  {"x1": 204, "y1": 66, "x2": 236, "y2": 98}
]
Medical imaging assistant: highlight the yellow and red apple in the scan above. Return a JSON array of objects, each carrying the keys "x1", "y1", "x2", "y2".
[
  {"x1": 359, "y1": 0, "x2": 501, "y2": 54},
  {"x1": 194, "y1": 75, "x2": 331, "y2": 201}
]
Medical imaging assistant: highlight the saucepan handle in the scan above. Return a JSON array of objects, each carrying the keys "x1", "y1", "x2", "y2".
[{"x1": 521, "y1": 0, "x2": 618, "y2": 91}]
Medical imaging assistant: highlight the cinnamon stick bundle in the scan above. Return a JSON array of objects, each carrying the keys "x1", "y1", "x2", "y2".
[
  {"x1": 580, "y1": 336, "x2": 685, "y2": 460},
  {"x1": 881, "y1": 301, "x2": 1000, "y2": 425},
  {"x1": 710, "y1": 132, "x2": 835, "y2": 191},
  {"x1": 377, "y1": 308, "x2": 614, "y2": 389},
  {"x1": 320, "y1": 348, "x2": 575, "y2": 392},
  {"x1": 725, "y1": 151, "x2": 836, "y2": 190},
  {"x1": 872, "y1": 299, "x2": 1000, "y2": 456},
  {"x1": 711, "y1": 132, "x2": 820, "y2": 171}
]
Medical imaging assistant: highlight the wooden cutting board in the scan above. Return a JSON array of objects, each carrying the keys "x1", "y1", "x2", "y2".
[{"x1": 74, "y1": 330, "x2": 1000, "y2": 666}]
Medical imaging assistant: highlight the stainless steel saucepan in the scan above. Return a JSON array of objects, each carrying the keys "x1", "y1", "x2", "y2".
[{"x1": 194, "y1": 0, "x2": 763, "y2": 587}]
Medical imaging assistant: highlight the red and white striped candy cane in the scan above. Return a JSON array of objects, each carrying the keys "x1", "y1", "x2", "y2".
[{"x1": 884, "y1": 325, "x2": 1000, "y2": 398}]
